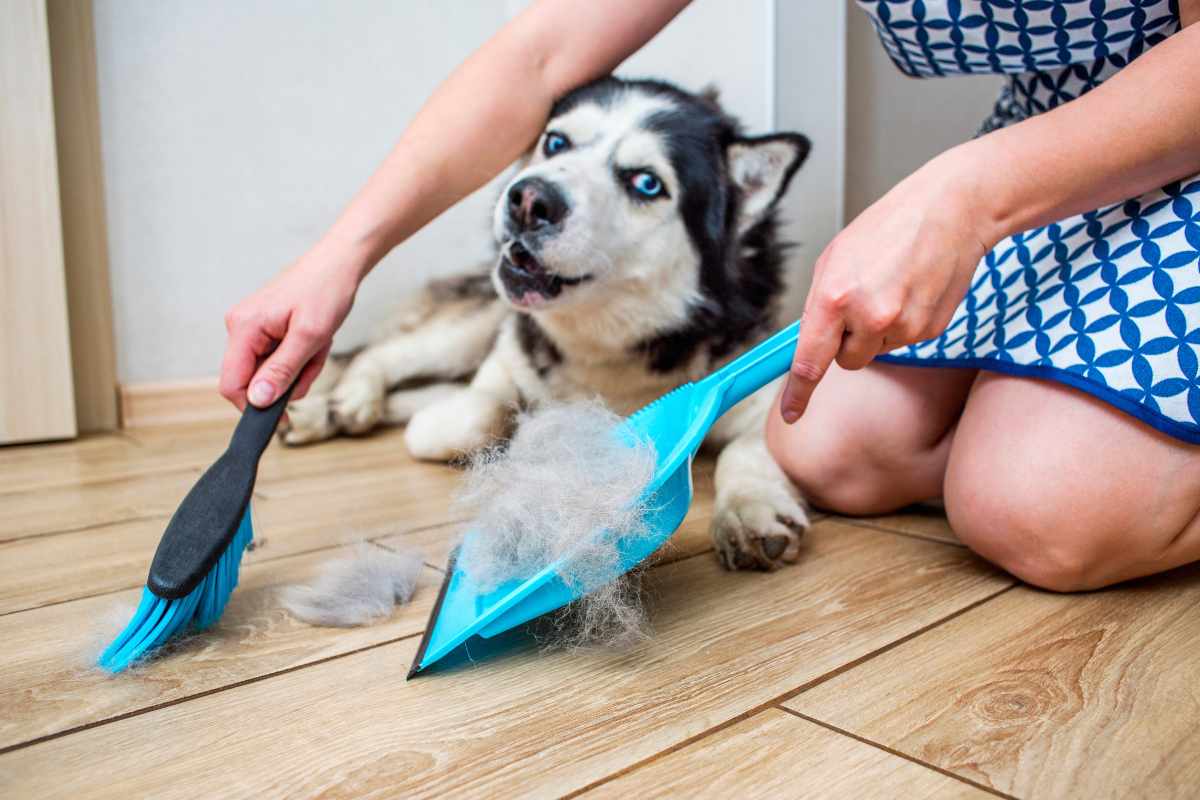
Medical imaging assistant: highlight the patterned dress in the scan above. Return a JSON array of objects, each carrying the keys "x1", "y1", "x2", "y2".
[{"x1": 858, "y1": 0, "x2": 1200, "y2": 443}]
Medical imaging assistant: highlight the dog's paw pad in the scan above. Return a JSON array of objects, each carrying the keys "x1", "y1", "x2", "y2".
[
  {"x1": 712, "y1": 500, "x2": 809, "y2": 571},
  {"x1": 760, "y1": 532, "x2": 791, "y2": 560}
]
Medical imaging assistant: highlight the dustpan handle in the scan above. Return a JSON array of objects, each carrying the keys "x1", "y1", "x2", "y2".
[{"x1": 705, "y1": 320, "x2": 800, "y2": 417}]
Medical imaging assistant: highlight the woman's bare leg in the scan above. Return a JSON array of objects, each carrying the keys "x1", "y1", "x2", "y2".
[
  {"x1": 945, "y1": 373, "x2": 1200, "y2": 591},
  {"x1": 765, "y1": 362, "x2": 977, "y2": 515}
]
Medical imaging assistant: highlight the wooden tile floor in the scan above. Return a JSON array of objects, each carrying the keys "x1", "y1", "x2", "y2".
[{"x1": 1, "y1": 421, "x2": 1197, "y2": 798}]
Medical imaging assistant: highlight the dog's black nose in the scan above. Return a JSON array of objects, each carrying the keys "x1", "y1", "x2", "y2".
[{"x1": 507, "y1": 178, "x2": 568, "y2": 231}]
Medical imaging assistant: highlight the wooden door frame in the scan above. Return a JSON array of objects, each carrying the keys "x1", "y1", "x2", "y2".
[{"x1": 48, "y1": 0, "x2": 119, "y2": 433}]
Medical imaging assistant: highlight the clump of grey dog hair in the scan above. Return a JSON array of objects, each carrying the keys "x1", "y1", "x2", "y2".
[
  {"x1": 83, "y1": 597, "x2": 197, "y2": 675},
  {"x1": 538, "y1": 571, "x2": 652, "y2": 650},
  {"x1": 83, "y1": 598, "x2": 144, "y2": 673},
  {"x1": 454, "y1": 400, "x2": 658, "y2": 649},
  {"x1": 281, "y1": 543, "x2": 423, "y2": 627}
]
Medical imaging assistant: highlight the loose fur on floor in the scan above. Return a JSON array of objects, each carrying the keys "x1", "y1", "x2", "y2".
[
  {"x1": 281, "y1": 543, "x2": 423, "y2": 628},
  {"x1": 455, "y1": 401, "x2": 657, "y2": 648},
  {"x1": 83, "y1": 599, "x2": 139, "y2": 673},
  {"x1": 83, "y1": 598, "x2": 198, "y2": 675}
]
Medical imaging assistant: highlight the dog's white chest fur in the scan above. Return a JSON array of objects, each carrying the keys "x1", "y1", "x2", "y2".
[{"x1": 494, "y1": 318, "x2": 685, "y2": 416}]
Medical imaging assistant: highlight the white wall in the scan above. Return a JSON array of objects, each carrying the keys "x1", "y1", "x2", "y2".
[
  {"x1": 773, "y1": 1, "x2": 847, "y2": 310},
  {"x1": 94, "y1": 1, "x2": 788, "y2": 383},
  {"x1": 843, "y1": 7, "x2": 1002, "y2": 218},
  {"x1": 93, "y1": 3, "x2": 1008, "y2": 383},
  {"x1": 94, "y1": 1, "x2": 506, "y2": 383}
]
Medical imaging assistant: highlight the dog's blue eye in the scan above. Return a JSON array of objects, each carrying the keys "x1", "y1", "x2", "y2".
[
  {"x1": 543, "y1": 132, "x2": 570, "y2": 156},
  {"x1": 631, "y1": 171, "x2": 663, "y2": 198}
]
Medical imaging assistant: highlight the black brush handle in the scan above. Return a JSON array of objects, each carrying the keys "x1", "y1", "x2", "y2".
[{"x1": 147, "y1": 386, "x2": 294, "y2": 598}]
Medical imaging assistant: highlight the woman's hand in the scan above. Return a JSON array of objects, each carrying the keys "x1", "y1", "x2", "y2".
[
  {"x1": 219, "y1": 244, "x2": 361, "y2": 410},
  {"x1": 779, "y1": 147, "x2": 997, "y2": 422}
]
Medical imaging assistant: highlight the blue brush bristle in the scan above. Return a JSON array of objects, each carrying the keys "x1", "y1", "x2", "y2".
[{"x1": 97, "y1": 507, "x2": 254, "y2": 673}]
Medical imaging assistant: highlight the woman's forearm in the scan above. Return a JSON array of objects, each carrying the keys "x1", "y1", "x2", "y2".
[
  {"x1": 955, "y1": 21, "x2": 1200, "y2": 246},
  {"x1": 314, "y1": 0, "x2": 690, "y2": 279}
]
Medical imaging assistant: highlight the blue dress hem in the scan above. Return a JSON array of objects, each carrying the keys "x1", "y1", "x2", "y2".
[{"x1": 874, "y1": 354, "x2": 1200, "y2": 445}]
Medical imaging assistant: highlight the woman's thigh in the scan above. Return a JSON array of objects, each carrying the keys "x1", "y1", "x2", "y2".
[
  {"x1": 945, "y1": 372, "x2": 1200, "y2": 591},
  {"x1": 766, "y1": 361, "x2": 976, "y2": 514}
]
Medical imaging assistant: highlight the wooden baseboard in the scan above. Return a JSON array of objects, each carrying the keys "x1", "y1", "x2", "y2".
[{"x1": 119, "y1": 379, "x2": 238, "y2": 429}]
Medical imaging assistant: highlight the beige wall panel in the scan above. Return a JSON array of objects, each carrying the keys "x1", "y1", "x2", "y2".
[{"x1": 0, "y1": 0, "x2": 77, "y2": 444}]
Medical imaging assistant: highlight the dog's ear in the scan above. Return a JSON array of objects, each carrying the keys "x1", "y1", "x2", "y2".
[
  {"x1": 727, "y1": 133, "x2": 810, "y2": 232},
  {"x1": 698, "y1": 84, "x2": 722, "y2": 109}
]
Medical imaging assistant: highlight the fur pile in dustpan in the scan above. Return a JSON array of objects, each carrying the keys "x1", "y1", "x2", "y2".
[
  {"x1": 455, "y1": 401, "x2": 658, "y2": 648},
  {"x1": 282, "y1": 401, "x2": 657, "y2": 648}
]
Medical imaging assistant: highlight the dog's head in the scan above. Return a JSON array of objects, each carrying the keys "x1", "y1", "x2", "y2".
[{"x1": 491, "y1": 77, "x2": 809, "y2": 324}]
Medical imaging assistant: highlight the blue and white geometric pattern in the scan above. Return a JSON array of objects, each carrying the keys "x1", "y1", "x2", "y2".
[
  {"x1": 857, "y1": 1, "x2": 1200, "y2": 442},
  {"x1": 879, "y1": 180, "x2": 1200, "y2": 441},
  {"x1": 857, "y1": 0, "x2": 1178, "y2": 78}
]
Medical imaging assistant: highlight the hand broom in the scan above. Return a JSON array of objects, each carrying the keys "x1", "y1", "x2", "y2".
[{"x1": 98, "y1": 387, "x2": 291, "y2": 672}]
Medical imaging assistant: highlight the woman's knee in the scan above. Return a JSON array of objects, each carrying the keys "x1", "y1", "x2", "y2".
[
  {"x1": 946, "y1": 372, "x2": 1200, "y2": 592},
  {"x1": 765, "y1": 403, "x2": 942, "y2": 516},
  {"x1": 944, "y1": 452, "x2": 1124, "y2": 592},
  {"x1": 764, "y1": 363, "x2": 971, "y2": 516},
  {"x1": 945, "y1": 490, "x2": 1103, "y2": 592},
  {"x1": 767, "y1": 416, "x2": 875, "y2": 514}
]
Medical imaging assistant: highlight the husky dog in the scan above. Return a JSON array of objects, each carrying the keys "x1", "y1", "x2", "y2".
[{"x1": 284, "y1": 77, "x2": 812, "y2": 571}]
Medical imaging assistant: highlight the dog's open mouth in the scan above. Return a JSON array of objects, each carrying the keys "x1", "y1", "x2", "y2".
[{"x1": 498, "y1": 242, "x2": 591, "y2": 308}]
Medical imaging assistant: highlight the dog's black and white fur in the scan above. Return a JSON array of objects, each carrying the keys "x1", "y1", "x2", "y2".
[{"x1": 283, "y1": 77, "x2": 812, "y2": 570}]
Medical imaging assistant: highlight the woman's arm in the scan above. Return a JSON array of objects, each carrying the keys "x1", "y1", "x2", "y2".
[
  {"x1": 325, "y1": 0, "x2": 692, "y2": 272},
  {"x1": 780, "y1": 13, "x2": 1200, "y2": 422},
  {"x1": 968, "y1": 17, "x2": 1200, "y2": 246},
  {"x1": 221, "y1": 0, "x2": 690, "y2": 409}
]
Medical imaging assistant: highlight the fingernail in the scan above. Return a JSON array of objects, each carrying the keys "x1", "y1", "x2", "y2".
[
  {"x1": 248, "y1": 380, "x2": 274, "y2": 407},
  {"x1": 781, "y1": 408, "x2": 800, "y2": 424}
]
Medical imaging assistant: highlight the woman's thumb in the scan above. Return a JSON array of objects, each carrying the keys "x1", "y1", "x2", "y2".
[{"x1": 247, "y1": 330, "x2": 321, "y2": 407}]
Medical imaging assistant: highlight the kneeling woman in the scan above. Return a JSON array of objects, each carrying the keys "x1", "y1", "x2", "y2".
[{"x1": 772, "y1": 0, "x2": 1200, "y2": 592}]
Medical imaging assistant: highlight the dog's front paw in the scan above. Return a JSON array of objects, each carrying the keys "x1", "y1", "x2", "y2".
[
  {"x1": 404, "y1": 391, "x2": 506, "y2": 462},
  {"x1": 330, "y1": 377, "x2": 385, "y2": 435},
  {"x1": 712, "y1": 496, "x2": 809, "y2": 571},
  {"x1": 279, "y1": 394, "x2": 337, "y2": 446}
]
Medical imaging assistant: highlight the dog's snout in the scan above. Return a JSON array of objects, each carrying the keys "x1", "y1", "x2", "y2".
[{"x1": 507, "y1": 178, "x2": 568, "y2": 231}]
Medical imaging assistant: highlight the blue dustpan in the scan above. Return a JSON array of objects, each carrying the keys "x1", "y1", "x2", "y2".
[{"x1": 408, "y1": 321, "x2": 800, "y2": 677}]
